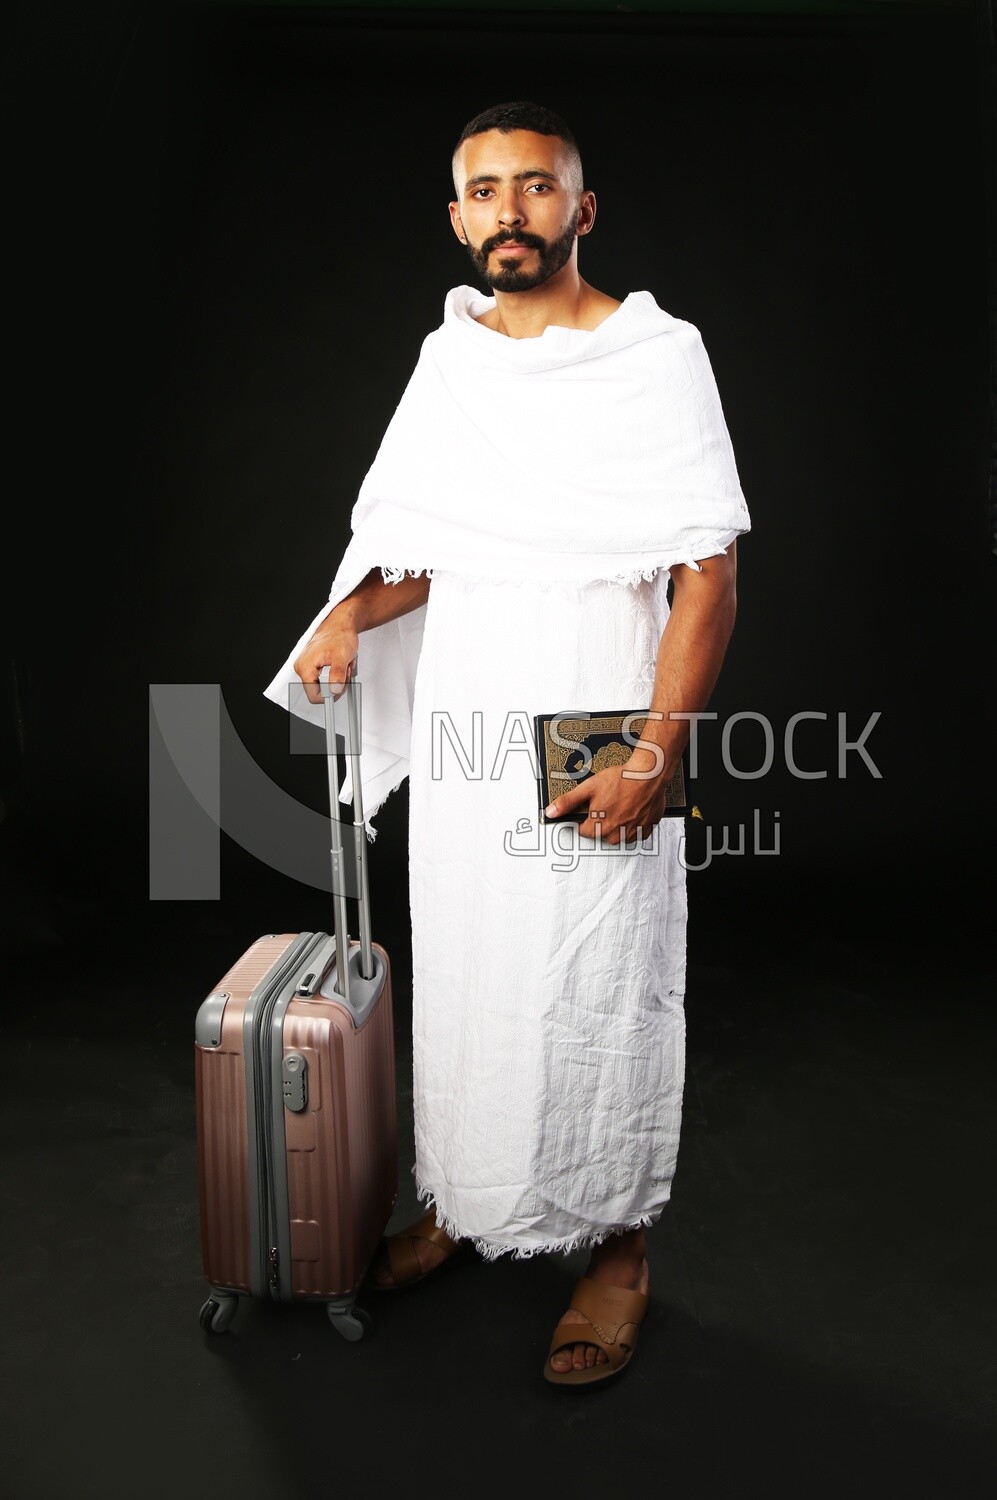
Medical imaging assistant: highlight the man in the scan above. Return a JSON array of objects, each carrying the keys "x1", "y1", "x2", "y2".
[{"x1": 265, "y1": 101, "x2": 749, "y2": 1386}]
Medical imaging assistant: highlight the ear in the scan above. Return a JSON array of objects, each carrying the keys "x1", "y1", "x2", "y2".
[
  {"x1": 576, "y1": 189, "x2": 597, "y2": 238},
  {"x1": 448, "y1": 201, "x2": 466, "y2": 243}
]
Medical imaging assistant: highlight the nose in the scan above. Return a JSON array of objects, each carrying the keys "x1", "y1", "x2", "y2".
[{"x1": 497, "y1": 188, "x2": 525, "y2": 228}]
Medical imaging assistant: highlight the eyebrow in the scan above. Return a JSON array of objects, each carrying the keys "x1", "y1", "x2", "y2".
[{"x1": 464, "y1": 169, "x2": 560, "y2": 189}]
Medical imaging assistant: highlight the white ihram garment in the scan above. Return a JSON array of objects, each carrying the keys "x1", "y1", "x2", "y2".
[
  {"x1": 263, "y1": 284, "x2": 750, "y2": 1256},
  {"x1": 263, "y1": 284, "x2": 750, "y2": 834},
  {"x1": 407, "y1": 569, "x2": 688, "y2": 1259}
]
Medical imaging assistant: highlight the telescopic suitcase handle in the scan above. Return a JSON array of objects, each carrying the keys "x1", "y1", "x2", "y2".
[{"x1": 319, "y1": 656, "x2": 374, "y2": 998}]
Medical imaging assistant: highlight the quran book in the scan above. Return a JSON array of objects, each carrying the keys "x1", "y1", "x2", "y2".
[{"x1": 533, "y1": 709, "x2": 689, "y2": 824}]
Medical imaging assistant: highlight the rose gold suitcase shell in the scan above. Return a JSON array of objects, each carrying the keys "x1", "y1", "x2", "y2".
[
  {"x1": 195, "y1": 931, "x2": 397, "y2": 1338},
  {"x1": 194, "y1": 668, "x2": 397, "y2": 1341}
]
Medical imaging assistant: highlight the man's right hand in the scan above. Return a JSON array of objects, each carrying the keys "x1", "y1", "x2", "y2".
[{"x1": 293, "y1": 614, "x2": 360, "y2": 706}]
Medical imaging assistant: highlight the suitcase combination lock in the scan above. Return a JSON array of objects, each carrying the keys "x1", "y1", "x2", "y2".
[{"x1": 281, "y1": 1052, "x2": 309, "y2": 1112}]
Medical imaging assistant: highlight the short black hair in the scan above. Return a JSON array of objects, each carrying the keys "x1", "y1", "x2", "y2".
[{"x1": 451, "y1": 100, "x2": 583, "y2": 193}]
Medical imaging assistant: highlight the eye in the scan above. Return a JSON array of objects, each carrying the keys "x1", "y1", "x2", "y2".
[
  {"x1": 470, "y1": 188, "x2": 493, "y2": 200},
  {"x1": 527, "y1": 182, "x2": 553, "y2": 194}
]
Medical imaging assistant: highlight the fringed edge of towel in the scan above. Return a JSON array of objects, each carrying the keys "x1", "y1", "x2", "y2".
[
  {"x1": 379, "y1": 564, "x2": 436, "y2": 585},
  {"x1": 358, "y1": 766, "x2": 410, "y2": 843},
  {"x1": 413, "y1": 1174, "x2": 665, "y2": 1262},
  {"x1": 375, "y1": 557, "x2": 705, "y2": 592}
]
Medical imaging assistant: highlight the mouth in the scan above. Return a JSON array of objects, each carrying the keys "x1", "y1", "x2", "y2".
[{"x1": 491, "y1": 242, "x2": 533, "y2": 256}]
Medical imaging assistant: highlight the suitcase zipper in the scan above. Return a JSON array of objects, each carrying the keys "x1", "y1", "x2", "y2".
[
  {"x1": 255, "y1": 1006, "x2": 280, "y2": 1300},
  {"x1": 245, "y1": 932, "x2": 326, "y2": 1301}
]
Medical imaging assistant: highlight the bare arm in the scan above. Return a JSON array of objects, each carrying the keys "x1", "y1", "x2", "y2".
[
  {"x1": 637, "y1": 540, "x2": 738, "y2": 780},
  {"x1": 545, "y1": 541, "x2": 738, "y2": 839},
  {"x1": 294, "y1": 567, "x2": 432, "y2": 705}
]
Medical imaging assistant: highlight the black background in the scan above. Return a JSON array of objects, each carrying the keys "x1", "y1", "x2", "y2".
[
  {"x1": 6, "y1": 0, "x2": 995, "y2": 963},
  {"x1": 3, "y1": 5, "x2": 996, "y2": 1495}
]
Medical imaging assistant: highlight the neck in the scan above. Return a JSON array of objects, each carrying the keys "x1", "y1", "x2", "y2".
[{"x1": 489, "y1": 266, "x2": 594, "y2": 339}]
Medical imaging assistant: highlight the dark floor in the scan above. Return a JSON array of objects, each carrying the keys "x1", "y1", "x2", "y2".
[{"x1": 1, "y1": 865, "x2": 994, "y2": 1500}]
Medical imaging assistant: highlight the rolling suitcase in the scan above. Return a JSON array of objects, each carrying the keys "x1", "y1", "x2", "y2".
[{"x1": 194, "y1": 666, "x2": 397, "y2": 1341}]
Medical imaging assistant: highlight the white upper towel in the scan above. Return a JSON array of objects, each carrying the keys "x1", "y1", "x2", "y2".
[{"x1": 263, "y1": 284, "x2": 751, "y2": 835}]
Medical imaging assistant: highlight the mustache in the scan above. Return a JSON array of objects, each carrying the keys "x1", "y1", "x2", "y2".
[{"x1": 481, "y1": 230, "x2": 546, "y2": 254}]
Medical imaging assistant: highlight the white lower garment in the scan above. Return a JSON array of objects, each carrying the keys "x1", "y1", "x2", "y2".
[{"x1": 406, "y1": 570, "x2": 688, "y2": 1260}]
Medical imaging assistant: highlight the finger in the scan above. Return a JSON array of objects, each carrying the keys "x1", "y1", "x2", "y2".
[
  {"x1": 545, "y1": 786, "x2": 590, "y2": 819},
  {"x1": 593, "y1": 818, "x2": 639, "y2": 845},
  {"x1": 576, "y1": 811, "x2": 609, "y2": 841},
  {"x1": 298, "y1": 659, "x2": 348, "y2": 706},
  {"x1": 337, "y1": 656, "x2": 359, "y2": 693},
  {"x1": 318, "y1": 665, "x2": 343, "y2": 697}
]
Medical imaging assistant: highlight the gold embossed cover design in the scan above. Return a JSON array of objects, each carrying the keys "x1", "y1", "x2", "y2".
[{"x1": 533, "y1": 710, "x2": 688, "y2": 824}]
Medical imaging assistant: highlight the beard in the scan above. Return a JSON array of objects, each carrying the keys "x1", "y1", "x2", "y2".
[{"x1": 464, "y1": 222, "x2": 578, "y2": 292}]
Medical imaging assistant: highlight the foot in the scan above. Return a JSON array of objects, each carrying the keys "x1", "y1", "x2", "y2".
[
  {"x1": 365, "y1": 1210, "x2": 464, "y2": 1288},
  {"x1": 548, "y1": 1251, "x2": 650, "y2": 1374}
]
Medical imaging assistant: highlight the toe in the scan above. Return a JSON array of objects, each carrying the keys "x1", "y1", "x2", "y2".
[{"x1": 367, "y1": 1250, "x2": 394, "y2": 1288}]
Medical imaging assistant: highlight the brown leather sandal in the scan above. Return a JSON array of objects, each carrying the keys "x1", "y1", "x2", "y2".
[
  {"x1": 362, "y1": 1207, "x2": 476, "y2": 1292},
  {"x1": 543, "y1": 1274, "x2": 650, "y2": 1386}
]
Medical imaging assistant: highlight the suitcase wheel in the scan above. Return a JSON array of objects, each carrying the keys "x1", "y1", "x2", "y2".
[
  {"x1": 199, "y1": 1293, "x2": 238, "y2": 1335},
  {"x1": 326, "y1": 1302, "x2": 371, "y2": 1342}
]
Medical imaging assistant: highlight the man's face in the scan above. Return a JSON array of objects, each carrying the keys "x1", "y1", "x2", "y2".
[{"x1": 449, "y1": 129, "x2": 591, "y2": 293}]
